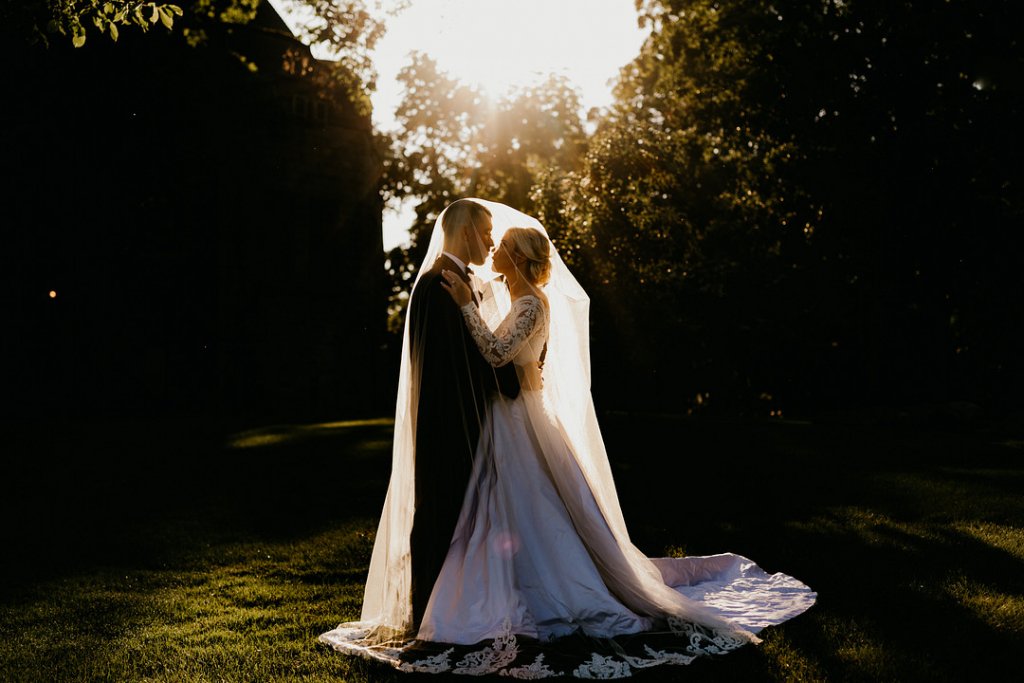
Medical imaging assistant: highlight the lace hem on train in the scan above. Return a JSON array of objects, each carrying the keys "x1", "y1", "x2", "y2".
[
  {"x1": 319, "y1": 552, "x2": 816, "y2": 679},
  {"x1": 319, "y1": 618, "x2": 746, "y2": 679}
]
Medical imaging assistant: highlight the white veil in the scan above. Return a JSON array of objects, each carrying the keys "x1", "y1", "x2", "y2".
[
  {"x1": 359, "y1": 199, "x2": 554, "y2": 641},
  {"x1": 357, "y1": 199, "x2": 759, "y2": 646}
]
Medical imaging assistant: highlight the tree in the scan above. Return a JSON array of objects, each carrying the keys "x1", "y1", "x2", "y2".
[
  {"x1": 9, "y1": 1, "x2": 223, "y2": 47},
  {"x1": 381, "y1": 52, "x2": 587, "y2": 330},
  {"x1": 534, "y1": 0, "x2": 1023, "y2": 415},
  {"x1": 6, "y1": 1, "x2": 394, "y2": 110},
  {"x1": 531, "y1": 2, "x2": 821, "y2": 414},
  {"x1": 3, "y1": 0, "x2": 392, "y2": 421}
]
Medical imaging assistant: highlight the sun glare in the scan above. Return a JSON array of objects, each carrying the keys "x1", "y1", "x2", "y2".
[
  {"x1": 271, "y1": 0, "x2": 646, "y2": 130},
  {"x1": 372, "y1": 0, "x2": 646, "y2": 129},
  {"x1": 268, "y1": 0, "x2": 648, "y2": 250},
  {"x1": 388, "y1": 1, "x2": 642, "y2": 96}
]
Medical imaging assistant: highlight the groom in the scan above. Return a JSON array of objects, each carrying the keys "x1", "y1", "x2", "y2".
[{"x1": 406, "y1": 199, "x2": 520, "y2": 630}]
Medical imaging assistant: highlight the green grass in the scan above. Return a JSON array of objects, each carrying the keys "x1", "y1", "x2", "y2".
[{"x1": 2, "y1": 415, "x2": 1023, "y2": 681}]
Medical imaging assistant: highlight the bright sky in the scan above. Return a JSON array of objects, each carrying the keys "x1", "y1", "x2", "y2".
[{"x1": 268, "y1": 0, "x2": 648, "y2": 250}]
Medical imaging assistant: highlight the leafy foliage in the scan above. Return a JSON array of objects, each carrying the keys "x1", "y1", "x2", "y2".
[
  {"x1": 23, "y1": 1, "x2": 205, "y2": 47},
  {"x1": 381, "y1": 53, "x2": 587, "y2": 329},
  {"x1": 12, "y1": 0, "x2": 392, "y2": 94},
  {"x1": 532, "y1": 0, "x2": 1024, "y2": 414},
  {"x1": 380, "y1": 0, "x2": 1022, "y2": 414},
  {"x1": 8, "y1": 1, "x2": 396, "y2": 119},
  {"x1": 272, "y1": 1, "x2": 406, "y2": 116}
]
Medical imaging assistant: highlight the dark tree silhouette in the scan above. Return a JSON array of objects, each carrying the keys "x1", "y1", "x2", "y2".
[
  {"x1": 532, "y1": 0, "x2": 1024, "y2": 417},
  {"x1": 2, "y1": 2, "x2": 389, "y2": 424}
]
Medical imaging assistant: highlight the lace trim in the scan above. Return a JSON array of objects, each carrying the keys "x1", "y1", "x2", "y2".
[
  {"x1": 320, "y1": 614, "x2": 751, "y2": 679},
  {"x1": 499, "y1": 654, "x2": 561, "y2": 679},
  {"x1": 461, "y1": 295, "x2": 545, "y2": 367},
  {"x1": 572, "y1": 653, "x2": 632, "y2": 679},
  {"x1": 399, "y1": 647, "x2": 454, "y2": 674},
  {"x1": 667, "y1": 615, "x2": 751, "y2": 653},
  {"x1": 453, "y1": 620, "x2": 519, "y2": 675}
]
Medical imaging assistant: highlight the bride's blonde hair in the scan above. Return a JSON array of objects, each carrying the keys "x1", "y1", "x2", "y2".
[{"x1": 505, "y1": 227, "x2": 552, "y2": 286}]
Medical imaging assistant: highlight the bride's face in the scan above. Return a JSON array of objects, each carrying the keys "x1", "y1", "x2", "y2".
[{"x1": 491, "y1": 236, "x2": 518, "y2": 278}]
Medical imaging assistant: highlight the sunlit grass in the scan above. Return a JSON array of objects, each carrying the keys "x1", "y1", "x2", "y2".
[
  {"x1": 2, "y1": 416, "x2": 1023, "y2": 681},
  {"x1": 953, "y1": 521, "x2": 1024, "y2": 560},
  {"x1": 943, "y1": 574, "x2": 1024, "y2": 634},
  {"x1": 1, "y1": 525, "x2": 380, "y2": 682},
  {"x1": 757, "y1": 628, "x2": 830, "y2": 682},
  {"x1": 226, "y1": 417, "x2": 394, "y2": 449}
]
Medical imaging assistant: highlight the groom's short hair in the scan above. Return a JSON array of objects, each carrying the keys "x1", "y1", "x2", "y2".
[{"x1": 442, "y1": 199, "x2": 491, "y2": 238}]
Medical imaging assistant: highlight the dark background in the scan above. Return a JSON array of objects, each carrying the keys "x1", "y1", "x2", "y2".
[
  {"x1": 3, "y1": 0, "x2": 1023, "y2": 431},
  {"x1": 2, "y1": 5, "x2": 388, "y2": 428},
  {"x1": 1, "y1": 4, "x2": 1023, "y2": 680}
]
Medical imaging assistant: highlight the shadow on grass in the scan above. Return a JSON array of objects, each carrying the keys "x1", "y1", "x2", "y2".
[
  {"x1": 606, "y1": 416, "x2": 1024, "y2": 681},
  {"x1": 2, "y1": 417, "x2": 394, "y2": 584},
  {"x1": 1, "y1": 415, "x2": 1022, "y2": 681}
]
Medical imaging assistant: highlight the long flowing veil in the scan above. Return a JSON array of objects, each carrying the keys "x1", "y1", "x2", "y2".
[
  {"x1": 359, "y1": 200, "x2": 557, "y2": 641},
  {"x1": 356, "y1": 199, "x2": 765, "y2": 647}
]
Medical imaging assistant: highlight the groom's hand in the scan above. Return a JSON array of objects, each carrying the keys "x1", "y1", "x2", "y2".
[{"x1": 440, "y1": 269, "x2": 473, "y2": 307}]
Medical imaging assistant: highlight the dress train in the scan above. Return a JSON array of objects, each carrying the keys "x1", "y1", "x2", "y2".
[{"x1": 320, "y1": 392, "x2": 816, "y2": 678}]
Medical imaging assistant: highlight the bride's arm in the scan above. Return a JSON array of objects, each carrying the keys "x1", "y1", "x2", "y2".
[
  {"x1": 458, "y1": 298, "x2": 541, "y2": 367},
  {"x1": 439, "y1": 268, "x2": 541, "y2": 367}
]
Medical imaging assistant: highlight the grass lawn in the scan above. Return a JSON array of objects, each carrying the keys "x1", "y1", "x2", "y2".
[{"x1": 2, "y1": 413, "x2": 1022, "y2": 681}]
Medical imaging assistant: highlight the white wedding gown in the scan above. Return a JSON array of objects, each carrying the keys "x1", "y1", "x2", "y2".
[{"x1": 321, "y1": 293, "x2": 816, "y2": 679}]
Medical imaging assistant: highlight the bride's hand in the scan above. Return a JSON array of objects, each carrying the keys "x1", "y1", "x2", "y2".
[{"x1": 440, "y1": 269, "x2": 473, "y2": 306}]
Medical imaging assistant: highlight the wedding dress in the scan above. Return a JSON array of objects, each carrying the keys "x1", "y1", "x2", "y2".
[{"x1": 319, "y1": 200, "x2": 815, "y2": 678}]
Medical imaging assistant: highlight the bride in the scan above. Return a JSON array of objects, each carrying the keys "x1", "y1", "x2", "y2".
[{"x1": 320, "y1": 200, "x2": 815, "y2": 678}]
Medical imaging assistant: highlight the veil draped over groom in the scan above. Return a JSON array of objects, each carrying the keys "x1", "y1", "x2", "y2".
[
  {"x1": 321, "y1": 200, "x2": 816, "y2": 675},
  {"x1": 357, "y1": 199, "x2": 750, "y2": 644},
  {"x1": 404, "y1": 199, "x2": 520, "y2": 628},
  {"x1": 359, "y1": 200, "x2": 617, "y2": 643}
]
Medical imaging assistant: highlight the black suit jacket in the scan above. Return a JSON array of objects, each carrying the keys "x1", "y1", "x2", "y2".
[{"x1": 406, "y1": 256, "x2": 520, "y2": 627}]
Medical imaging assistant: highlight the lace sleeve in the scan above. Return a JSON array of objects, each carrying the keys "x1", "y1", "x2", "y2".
[{"x1": 460, "y1": 296, "x2": 543, "y2": 367}]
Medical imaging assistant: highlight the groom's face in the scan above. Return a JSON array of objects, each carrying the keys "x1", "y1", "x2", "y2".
[{"x1": 466, "y1": 214, "x2": 494, "y2": 266}]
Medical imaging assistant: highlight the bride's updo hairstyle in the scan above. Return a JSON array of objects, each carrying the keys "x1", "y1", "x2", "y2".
[{"x1": 505, "y1": 227, "x2": 552, "y2": 286}]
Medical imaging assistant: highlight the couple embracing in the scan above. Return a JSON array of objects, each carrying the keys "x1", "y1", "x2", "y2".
[{"x1": 320, "y1": 199, "x2": 816, "y2": 678}]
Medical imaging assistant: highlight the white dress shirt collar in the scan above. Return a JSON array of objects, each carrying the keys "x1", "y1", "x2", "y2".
[{"x1": 442, "y1": 251, "x2": 469, "y2": 274}]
